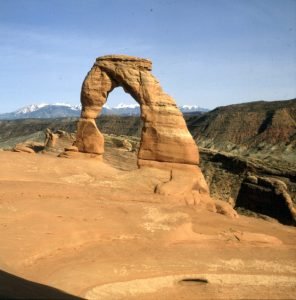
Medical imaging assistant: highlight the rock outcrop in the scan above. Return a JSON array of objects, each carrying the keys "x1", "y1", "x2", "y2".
[
  {"x1": 44, "y1": 128, "x2": 59, "y2": 149},
  {"x1": 45, "y1": 129, "x2": 75, "y2": 152},
  {"x1": 67, "y1": 55, "x2": 220, "y2": 212},
  {"x1": 200, "y1": 148, "x2": 296, "y2": 225},
  {"x1": 74, "y1": 55, "x2": 199, "y2": 167},
  {"x1": 13, "y1": 144, "x2": 35, "y2": 154},
  {"x1": 236, "y1": 175, "x2": 296, "y2": 225}
]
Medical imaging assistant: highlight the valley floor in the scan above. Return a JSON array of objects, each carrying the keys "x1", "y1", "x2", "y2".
[{"x1": 0, "y1": 151, "x2": 296, "y2": 299}]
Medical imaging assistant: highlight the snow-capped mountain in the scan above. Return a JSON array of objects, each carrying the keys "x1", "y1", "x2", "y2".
[
  {"x1": 103, "y1": 103, "x2": 141, "y2": 116},
  {"x1": 114, "y1": 103, "x2": 140, "y2": 109},
  {"x1": 180, "y1": 105, "x2": 209, "y2": 113},
  {"x1": 13, "y1": 103, "x2": 81, "y2": 116},
  {"x1": 15, "y1": 103, "x2": 48, "y2": 114},
  {"x1": 0, "y1": 103, "x2": 82, "y2": 119},
  {"x1": 0, "y1": 103, "x2": 207, "y2": 119}
]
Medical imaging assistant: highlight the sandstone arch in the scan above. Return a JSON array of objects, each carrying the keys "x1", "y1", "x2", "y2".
[
  {"x1": 68, "y1": 55, "x2": 239, "y2": 216},
  {"x1": 75, "y1": 55, "x2": 199, "y2": 167}
]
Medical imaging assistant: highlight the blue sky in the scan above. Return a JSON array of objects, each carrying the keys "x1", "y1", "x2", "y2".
[{"x1": 0, "y1": 0, "x2": 295, "y2": 112}]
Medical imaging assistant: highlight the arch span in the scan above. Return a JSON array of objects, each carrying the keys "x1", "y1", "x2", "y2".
[{"x1": 75, "y1": 55, "x2": 199, "y2": 167}]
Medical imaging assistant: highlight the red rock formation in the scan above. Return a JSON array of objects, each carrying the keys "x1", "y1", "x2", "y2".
[
  {"x1": 72, "y1": 55, "x2": 234, "y2": 214},
  {"x1": 76, "y1": 55, "x2": 199, "y2": 166}
]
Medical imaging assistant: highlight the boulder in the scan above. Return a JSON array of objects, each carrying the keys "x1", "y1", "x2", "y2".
[
  {"x1": 13, "y1": 144, "x2": 35, "y2": 154},
  {"x1": 44, "y1": 128, "x2": 76, "y2": 153},
  {"x1": 122, "y1": 139, "x2": 133, "y2": 151},
  {"x1": 215, "y1": 199, "x2": 239, "y2": 219}
]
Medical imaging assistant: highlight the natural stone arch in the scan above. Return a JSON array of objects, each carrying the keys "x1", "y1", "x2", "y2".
[
  {"x1": 65, "y1": 54, "x2": 238, "y2": 217},
  {"x1": 75, "y1": 55, "x2": 199, "y2": 167}
]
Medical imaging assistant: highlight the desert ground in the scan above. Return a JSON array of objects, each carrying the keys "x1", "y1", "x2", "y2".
[
  {"x1": 1, "y1": 1, "x2": 295, "y2": 298},
  {"x1": 0, "y1": 148, "x2": 295, "y2": 299}
]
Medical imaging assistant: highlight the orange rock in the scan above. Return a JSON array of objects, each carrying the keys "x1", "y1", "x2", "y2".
[
  {"x1": 78, "y1": 55, "x2": 199, "y2": 165},
  {"x1": 44, "y1": 128, "x2": 59, "y2": 148},
  {"x1": 73, "y1": 55, "x2": 218, "y2": 211},
  {"x1": 76, "y1": 119, "x2": 104, "y2": 154},
  {"x1": 64, "y1": 145, "x2": 79, "y2": 152},
  {"x1": 13, "y1": 144, "x2": 35, "y2": 154},
  {"x1": 215, "y1": 199, "x2": 239, "y2": 219}
]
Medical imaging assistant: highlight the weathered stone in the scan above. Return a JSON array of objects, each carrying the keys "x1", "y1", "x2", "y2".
[
  {"x1": 44, "y1": 128, "x2": 59, "y2": 148},
  {"x1": 58, "y1": 151, "x2": 103, "y2": 160},
  {"x1": 70, "y1": 54, "x2": 228, "y2": 213},
  {"x1": 13, "y1": 144, "x2": 35, "y2": 154},
  {"x1": 236, "y1": 175, "x2": 296, "y2": 225},
  {"x1": 75, "y1": 119, "x2": 104, "y2": 155},
  {"x1": 77, "y1": 55, "x2": 199, "y2": 165},
  {"x1": 215, "y1": 199, "x2": 239, "y2": 219},
  {"x1": 45, "y1": 128, "x2": 75, "y2": 153},
  {"x1": 64, "y1": 145, "x2": 79, "y2": 152},
  {"x1": 122, "y1": 139, "x2": 133, "y2": 151}
]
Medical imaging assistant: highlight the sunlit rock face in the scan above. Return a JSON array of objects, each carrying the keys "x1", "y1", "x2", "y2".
[
  {"x1": 74, "y1": 55, "x2": 228, "y2": 212},
  {"x1": 77, "y1": 54, "x2": 199, "y2": 166}
]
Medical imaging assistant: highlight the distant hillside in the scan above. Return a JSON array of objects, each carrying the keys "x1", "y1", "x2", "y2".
[
  {"x1": 0, "y1": 99, "x2": 295, "y2": 164},
  {"x1": 0, "y1": 117, "x2": 142, "y2": 149},
  {"x1": 187, "y1": 99, "x2": 296, "y2": 162}
]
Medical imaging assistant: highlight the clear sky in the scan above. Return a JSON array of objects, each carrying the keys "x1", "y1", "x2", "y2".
[{"x1": 0, "y1": 0, "x2": 295, "y2": 112}]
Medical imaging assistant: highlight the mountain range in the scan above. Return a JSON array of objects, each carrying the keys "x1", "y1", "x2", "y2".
[{"x1": 0, "y1": 103, "x2": 208, "y2": 119}]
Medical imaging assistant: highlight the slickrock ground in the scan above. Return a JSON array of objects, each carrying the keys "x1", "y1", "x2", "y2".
[{"x1": 0, "y1": 150, "x2": 296, "y2": 299}]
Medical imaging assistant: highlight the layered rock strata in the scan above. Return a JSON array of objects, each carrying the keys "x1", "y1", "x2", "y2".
[{"x1": 236, "y1": 175, "x2": 296, "y2": 225}]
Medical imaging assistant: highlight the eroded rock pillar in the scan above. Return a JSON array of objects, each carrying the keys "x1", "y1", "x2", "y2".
[
  {"x1": 75, "y1": 66, "x2": 115, "y2": 157},
  {"x1": 93, "y1": 55, "x2": 199, "y2": 167}
]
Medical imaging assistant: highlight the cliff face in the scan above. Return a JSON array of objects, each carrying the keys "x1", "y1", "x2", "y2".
[
  {"x1": 187, "y1": 99, "x2": 296, "y2": 163},
  {"x1": 199, "y1": 148, "x2": 296, "y2": 225},
  {"x1": 187, "y1": 99, "x2": 296, "y2": 224}
]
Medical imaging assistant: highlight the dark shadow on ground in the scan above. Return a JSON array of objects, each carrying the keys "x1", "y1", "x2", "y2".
[{"x1": 0, "y1": 269, "x2": 83, "y2": 299}]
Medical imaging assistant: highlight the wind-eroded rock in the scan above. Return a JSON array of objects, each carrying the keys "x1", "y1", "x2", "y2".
[
  {"x1": 13, "y1": 144, "x2": 35, "y2": 154},
  {"x1": 45, "y1": 128, "x2": 76, "y2": 152},
  {"x1": 236, "y1": 175, "x2": 296, "y2": 225},
  {"x1": 76, "y1": 55, "x2": 199, "y2": 166},
  {"x1": 68, "y1": 55, "x2": 220, "y2": 212}
]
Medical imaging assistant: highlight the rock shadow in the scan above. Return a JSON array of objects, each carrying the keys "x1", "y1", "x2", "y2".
[{"x1": 0, "y1": 269, "x2": 83, "y2": 299}]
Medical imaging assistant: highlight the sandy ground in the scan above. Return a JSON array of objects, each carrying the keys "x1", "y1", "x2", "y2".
[{"x1": 0, "y1": 150, "x2": 296, "y2": 299}]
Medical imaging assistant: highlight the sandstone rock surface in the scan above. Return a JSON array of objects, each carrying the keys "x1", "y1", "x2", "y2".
[
  {"x1": 45, "y1": 128, "x2": 76, "y2": 153},
  {"x1": 44, "y1": 128, "x2": 59, "y2": 149},
  {"x1": 13, "y1": 144, "x2": 35, "y2": 154},
  {"x1": 76, "y1": 55, "x2": 199, "y2": 166},
  {"x1": 1, "y1": 151, "x2": 296, "y2": 300},
  {"x1": 70, "y1": 55, "x2": 219, "y2": 210},
  {"x1": 236, "y1": 175, "x2": 296, "y2": 225}
]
